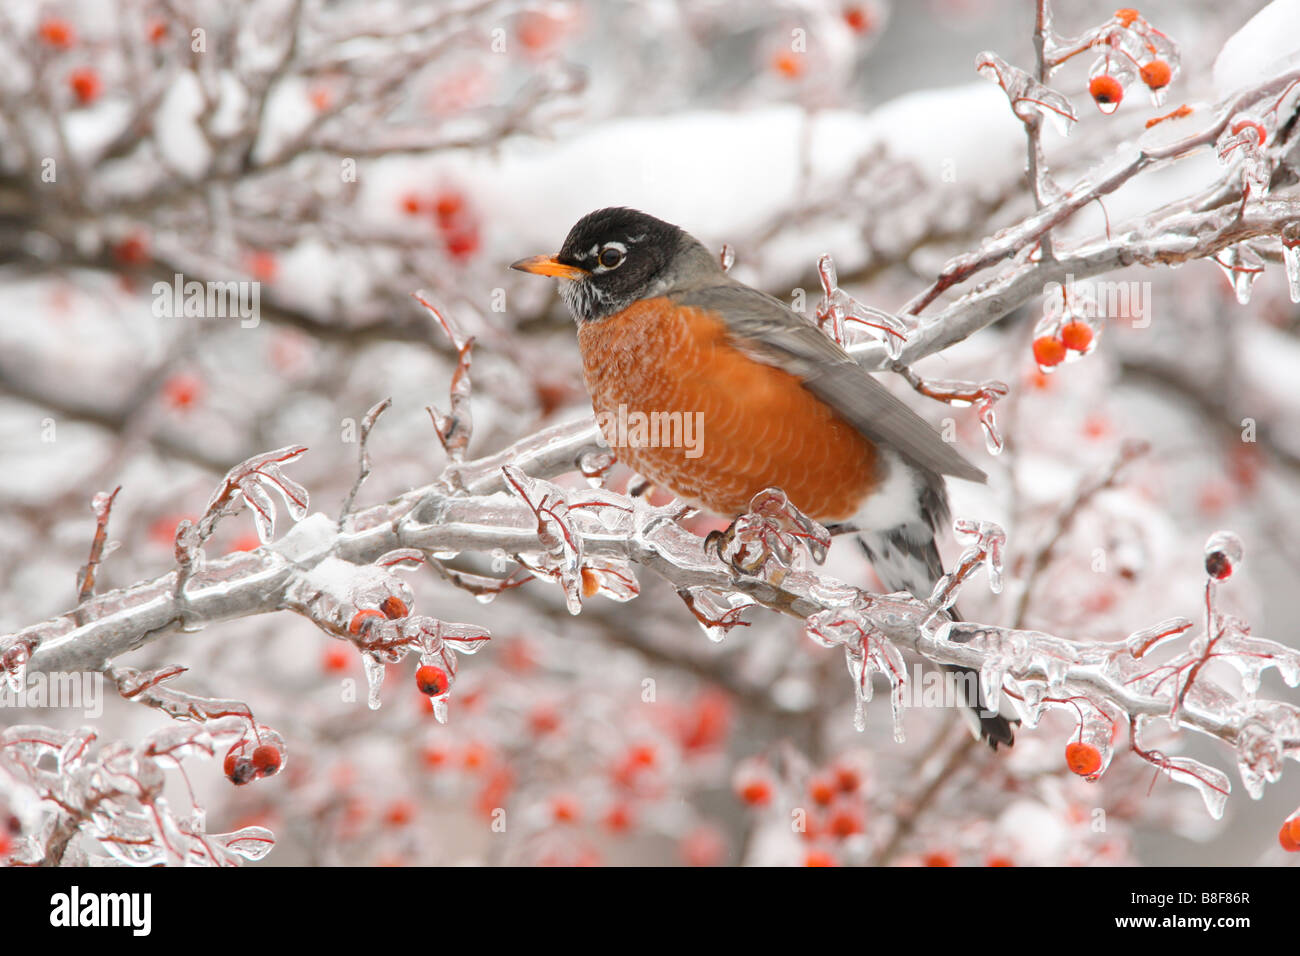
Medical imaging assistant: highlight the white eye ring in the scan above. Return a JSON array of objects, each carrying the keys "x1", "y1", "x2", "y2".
[{"x1": 595, "y1": 242, "x2": 626, "y2": 271}]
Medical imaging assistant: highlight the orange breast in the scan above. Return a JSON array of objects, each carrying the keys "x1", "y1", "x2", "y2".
[{"x1": 576, "y1": 297, "x2": 878, "y2": 521}]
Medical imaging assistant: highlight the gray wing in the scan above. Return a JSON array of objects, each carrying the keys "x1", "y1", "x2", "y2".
[{"x1": 672, "y1": 282, "x2": 987, "y2": 483}]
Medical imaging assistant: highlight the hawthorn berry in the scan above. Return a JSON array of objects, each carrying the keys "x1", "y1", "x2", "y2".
[
  {"x1": 348, "y1": 608, "x2": 384, "y2": 634},
  {"x1": 322, "y1": 645, "x2": 350, "y2": 673},
  {"x1": 1231, "y1": 119, "x2": 1267, "y2": 147},
  {"x1": 162, "y1": 373, "x2": 202, "y2": 411},
  {"x1": 551, "y1": 795, "x2": 580, "y2": 823},
  {"x1": 1140, "y1": 60, "x2": 1172, "y2": 90},
  {"x1": 1204, "y1": 551, "x2": 1232, "y2": 580},
  {"x1": 245, "y1": 250, "x2": 278, "y2": 282},
  {"x1": 39, "y1": 19, "x2": 75, "y2": 48},
  {"x1": 827, "y1": 806, "x2": 864, "y2": 838},
  {"x1": 432, "y1": 191, "x2": 464, "y2": 226},
  {"x1": 1032, "y1": 335, "x2": 1067, "y2": 367},
  {"x1": 224, "y1": 752, "x2": 256, "y2": 786},
  {"x1": 69, "y1": 68, "x2": 101, "y2": 104},
  {"x1": 380, "y1": 595, "x2": 408, "y2": 619},
  {"x1": 112, "y1": 233, "x2": 150, "y2": 266},
  {"x1": 1065, "y1": 741, "x2": 1103, "y2": 776},
  {"x1": 444, "y1": 228, "x2": 480, "y2": 261},
  {"x1": 772, "y1": 51, "x2": 804, "y2": 79},
  {"x1": 739, "y1": 779, "x2": 772, "y2": 805},
  {"x1": 415, "y1": 664, "x2": 450, "y2": 697},
  {"x1": 843, "y1": 5, "x2": 874, "y2": 33},
  {"x1": 1060, "y1": 321, "x2": 1094, "y2": 351},
  {"x1": 252, "y1": 744, "x2": 282, "y2": 777},
  {"x1": 808, "y1": 776, "x2": 836, "y2": 806},
  {"x1": 384, "y1": 799, "x2": 416, "y2": 827},
  {"x1": 604, "y1": 803, "x2": 633, "y2": 833},
  {"x1": 1279, "y1": 817, "x2": 1300, "y2": 852},
  {"x1": 1089, "y1": 75, "x2": 1124, "y2": 112}
]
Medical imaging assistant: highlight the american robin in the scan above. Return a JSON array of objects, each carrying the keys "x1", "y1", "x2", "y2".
[{"x1": 512, "y1": 207, "x2": 1014, "y2": 748}]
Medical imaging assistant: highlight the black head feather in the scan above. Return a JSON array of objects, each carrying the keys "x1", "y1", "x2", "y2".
[{"x1": 551, "y1": 208, "x2": 707, "y2": 322}]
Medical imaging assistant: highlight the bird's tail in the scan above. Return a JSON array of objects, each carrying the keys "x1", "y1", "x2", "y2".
[{"x1": 857, "y1": 523, "x2": 1016, "y2": 750}]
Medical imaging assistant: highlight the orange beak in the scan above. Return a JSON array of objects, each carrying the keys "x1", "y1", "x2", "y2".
[{"x1": 510, "y1": 255, "x2": 588, "y2": 280}]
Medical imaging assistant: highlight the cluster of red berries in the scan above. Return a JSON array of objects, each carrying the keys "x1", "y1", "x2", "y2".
[
  {"x1": 1032, "y1": 318, "x2": 1094, "y2": 369},
  {"x1": 224, "y1": 741, "x2": 283, "y2": 786},
  {"x1": 399, "y1": 189, "x2": 480, "y2": 262},
  {"x1": 1084, "y1": 9, "x2": 1179, "y2": 114}
]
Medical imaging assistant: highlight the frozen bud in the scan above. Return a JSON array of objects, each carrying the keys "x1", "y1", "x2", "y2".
[{"x1": 1204, "y1": 530, "x2": 1243, "y2": 581}]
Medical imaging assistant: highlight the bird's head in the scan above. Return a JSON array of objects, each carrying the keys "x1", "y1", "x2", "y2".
[{"x1": 511, "y1": 207, "x2": 715, "y2": 322}]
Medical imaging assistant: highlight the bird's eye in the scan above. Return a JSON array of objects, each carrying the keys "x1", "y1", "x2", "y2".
[{"x1": 598, "y1": 246, "x2": 624, "y2": 269}]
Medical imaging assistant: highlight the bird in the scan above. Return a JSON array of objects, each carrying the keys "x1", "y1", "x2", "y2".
[{"x1": 511, "y1": 207, "x2": 1014, "y2": 748}]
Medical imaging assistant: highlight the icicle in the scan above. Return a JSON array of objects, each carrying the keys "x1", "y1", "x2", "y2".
[{"x1": 363, "y1": 653, "x2": 385, "y2": 710}]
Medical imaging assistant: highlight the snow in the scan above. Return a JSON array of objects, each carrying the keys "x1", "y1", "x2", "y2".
[
  {"x1": 367, "y1": 82, "x2": 1024, "y2": 256},
  {"x1": 1212, "y1": 0, "x2": 1300, "y2": 99}
]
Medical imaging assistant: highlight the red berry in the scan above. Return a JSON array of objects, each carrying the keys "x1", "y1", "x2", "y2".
[
  {"x1": 252, "y1": 744, "x2": 281, "y2": 777},
  {"x1": 809, "y1": 776, "x2": 836, "y2": 806},
  {"x1": 833, "y1": 764, "x2": 860, "y2": 793},
  {"x1": 550, "y1": 795, "x2": 580, "y2": 823},
  {"x1": 1140, "y1": 60, "x2": 1172, "y2": 90},
  {"x1": 1033, "y1": 335, "x2": 1067, "y2": 367},
  {"x1": 986, "y1": 854, "x2": 1016, "y2": 867},
  {"x1": 224, "y1": 752, "x2": 255, "y2": 785},
  {"x1": 322, "y1": 646, "x2": 350, "y2": 673},
  {"x1": 1066, "y1": 741, "x2": 1103, "y2": 776},
  {"x1": 384, "y1": 799, "x2": 415, "y2": 827},
  {"x1": 1279, "y1": 817, "x2": 1300, "y2": 852},
  {"x1": 147, "y1": 20, "x2": 168, "y2": 44},
  {"x1": 1231, "y1": 120, "x2": 1267, "y2": 147},
  {"x1": 1205, "y1": 551, "x2": 1232, "y2": 580},
  {"x1": 922, "y1": 851, "x2": 956, "y2": 866},
  {"x1": 39, "y1": 19, "x2": 75, "y2": 48},
  {"x1": 516, "y1": 12, "x2": 563, "y2": 52},
  {"x1": 380, "y1": 595, "x2": 408, "y2": 619},
  {"x1": 1089, "y1": 75, "x2": 1124, "y2": 110},
  {"x1": 421, "y1": 744, "x2": 448, "y2": 769},
  {"x1": 1060, "y1": 321, "x2": 1094, "y2": 351},
  {"x1": 739, "y1": 780, "x2": 771, "y2": 806},
  {"x1": 463, "y1": 741, "x2": 488, "y2": 769},
  {"x1": 348, "y1": 608, "x2": 384, "y2": 634},
  {"x1": 112, "y1": 233, "x2": 149, "y2": 266},
  {"x1": 843, "y1": 5, "x2": 873, "y2": 33},
  {"x1": 444, "y1": 229, "x2": 479, "y2": 261},
  {"x1": 400, "y1": 192, "x2": 423, "y2": 215},
  {"x1": 246, "y1": 250, "x2": 277, "y2": 282},
  {"x1": 162, "y1": 373, "x2": 202, "y2": 410},
  {"x1": 828, "y1": 806, "x2": 864, "y2": 838},
  {"x1": 604, "y1": 802, "x2": 633, "y2": 833},
  {"x1": 772, "y1": 51, "x2": 804, "y2": 79},
  {"x1": 433, "y1": 192, "x2": 464, "y2": 225},
  {"x1": 69, "y1": 68, "x2": 101, "y2": 104},
  {"x1": 804, "y1": 850, "x2": 838, "y2": 866},
  {"x1": 415, "y1": 664, "x2": 449, "y2": 697}
]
